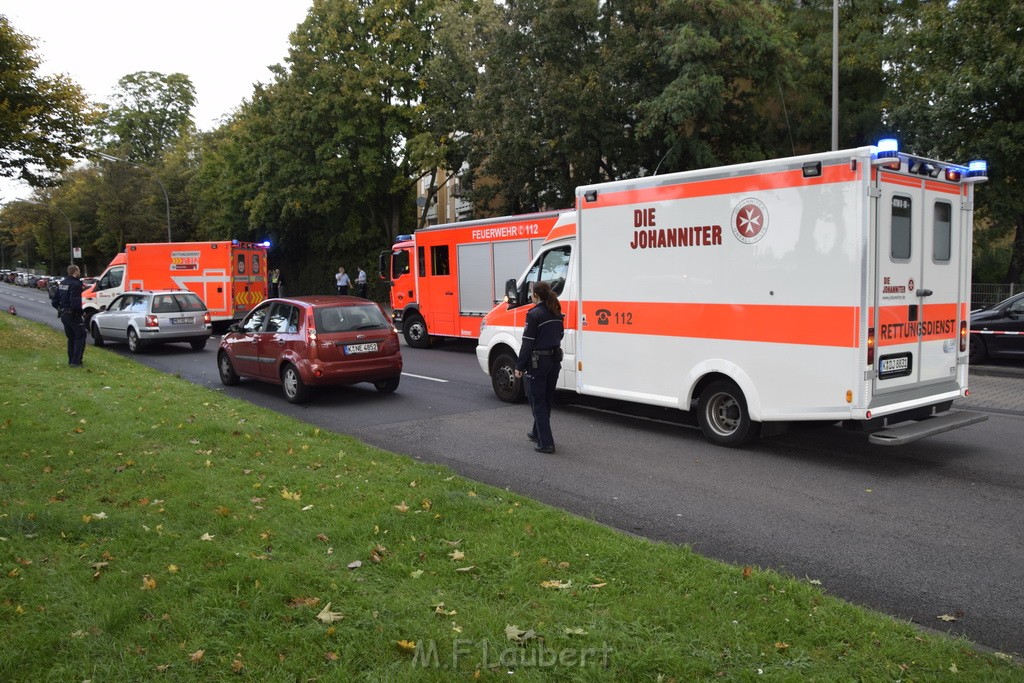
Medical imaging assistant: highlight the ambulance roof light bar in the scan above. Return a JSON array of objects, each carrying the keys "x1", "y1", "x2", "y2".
[
  {"x1": 963, "y1": 159, "x2": 988, "y2": 184},
  {"x1": 871, "y1": 138, "x2": 900, "y2": 165},
  {"x1": 395, "y1": 234, "x2": 414, "y2": 243}
]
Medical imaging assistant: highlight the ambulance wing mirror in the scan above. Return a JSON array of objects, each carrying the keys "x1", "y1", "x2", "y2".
[{"x1": 505, "y1": 279, "x2": 520, "y2": 306}]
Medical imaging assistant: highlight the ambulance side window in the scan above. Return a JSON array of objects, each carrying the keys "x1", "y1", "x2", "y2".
[
  {"x1": 98, "y1": 266, "x2": 124, "y2": 291},
  {"x1": 430, "y1": 245, "x2": 450, "y2": 276},
  {"x1": 890, "y1": 196, "x2": 912, "y2": 261},
  {"x1": 525, "y1": 246, "x2": 571, "y2": 295},
  {"x1": 933, "y1": 201, "x2": 952, "y2": 263}
]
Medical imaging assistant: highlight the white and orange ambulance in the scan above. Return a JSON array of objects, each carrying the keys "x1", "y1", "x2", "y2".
[
  {"x1": 379, "y1": 212, "x2": 561, "y2": 347},
  {"x1": 83, "y1": 241, "x2": 269, "y2": 326},
  {"x1": 476, "y1": 140, "x2": 990, "y2": 446}
]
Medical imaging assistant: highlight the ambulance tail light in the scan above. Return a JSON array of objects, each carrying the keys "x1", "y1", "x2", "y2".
[
  {"x1": 867, "y1": 327, "x2": 876, "y2": 366},
  {"x1": 964, "y1": 160, "x2": 988, "y2": 184},
  {"x1": 145, "y1": 314, "x2": 159, "y2": 328},
  {"x1": 960, "y1": 320, "x2": 968, "y2": 352}
]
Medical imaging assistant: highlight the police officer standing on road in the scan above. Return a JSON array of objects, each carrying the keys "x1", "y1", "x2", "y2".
[
  {"x1": 356, "y1": 266, "x2": 368, "y2": 298},
  {"x1": 514, "y1": 281, "x2": 565, "y2": 453},
  {"x1": 51, "y1": 264, "x2": 87, "y2": 367}
]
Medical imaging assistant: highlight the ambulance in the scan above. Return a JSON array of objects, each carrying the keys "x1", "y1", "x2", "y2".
[
  {"x1": 476, "y1": 140, "x2": 990, "y2": 446},
  {"x1": 379, "y1": 212, "x2": 561, "y2": 347},
  {"x1": 82, "y1": 241, "x2": 269, "y2": 326}
]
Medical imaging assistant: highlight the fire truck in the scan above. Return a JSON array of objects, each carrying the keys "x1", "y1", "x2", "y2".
[
  {"x1": 477, "y1": 140, "x2": 990, "y2": 447},
  {"x1": 379, "y1": 212, "x2": 561, "y2": 347},
  {"x1": 83, "y1": 241, "x2": 269, "y2": 326}
]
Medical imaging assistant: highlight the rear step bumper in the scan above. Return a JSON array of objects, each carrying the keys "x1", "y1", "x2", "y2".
[{"x1": 868, "y1": 410, "x2": 989, "y2": 446}]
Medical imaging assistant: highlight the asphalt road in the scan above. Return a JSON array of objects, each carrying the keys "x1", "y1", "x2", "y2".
[{"x1": 3, "y1": 282, "x2": 1022, "y2": 656}]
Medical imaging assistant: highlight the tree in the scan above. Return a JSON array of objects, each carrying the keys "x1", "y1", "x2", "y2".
[
  {"x1": 98, "y1": 71, "x2": 197, "y2": 163},
  {"x1": 885, "y1": 0, "x2": 1024, "y2": 284},
  {"x1": 0, "y1": 15, "x2": 90, "y2": 185}
]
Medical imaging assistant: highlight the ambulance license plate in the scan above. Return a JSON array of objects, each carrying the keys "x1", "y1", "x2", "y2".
[
  {"x1": 878, "y1": 353, "x2": 912, "y2": 378},
  {"x1": 170, "y1": 317, "x2": 195, "y2": 325},
  {"x1": 344, "y1": 342, "x2": 378, "y2": 355}
]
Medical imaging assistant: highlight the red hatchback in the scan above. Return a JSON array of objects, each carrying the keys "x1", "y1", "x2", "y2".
[{"x1": 217, "y1": 296, "x2": 402, "y2": 403}]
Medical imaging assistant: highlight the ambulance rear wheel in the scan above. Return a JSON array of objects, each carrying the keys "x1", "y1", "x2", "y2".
[
  {"x1": 403, "y1": 314, "x2": 431, "y2": 349},
  {"x1": 491, "y1": 351, "x2": 524, "y2": 403},
  {"x1": 697, "y1": 379, "x2": 759, "y2": 447}
]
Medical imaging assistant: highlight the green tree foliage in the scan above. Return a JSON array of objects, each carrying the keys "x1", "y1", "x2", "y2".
[
  {"x1": 98, "y1": 71, "x2": 197, "y2": 163},
  {"x1": 0, "y1": 15, "x2": 90, "y2": 185},
  {"x1": 885, "y1": 0, "x2": 1024, "y2": 284}
]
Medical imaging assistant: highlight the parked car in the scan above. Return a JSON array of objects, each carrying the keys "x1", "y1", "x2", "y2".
[
  {"x1": 970, "y1": 291, "x2": 1024, "y2": 363},
  {"x1": 218, "y1": 296, "x2": 402, "y2": 403},
  {"x1": 90, "y1": 289, "x2": 212, "y2": 353}
]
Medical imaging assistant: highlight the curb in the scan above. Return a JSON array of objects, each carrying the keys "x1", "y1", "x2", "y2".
[{"x1": 970, "y1": 364, "x2": 1024, "y2": 380}]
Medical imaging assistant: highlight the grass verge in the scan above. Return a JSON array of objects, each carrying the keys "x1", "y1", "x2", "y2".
[{"x1": 0, "y1": 313, "x2": 1019, "y2": 681}]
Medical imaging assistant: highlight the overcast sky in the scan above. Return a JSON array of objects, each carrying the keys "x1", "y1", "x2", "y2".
[{"x1": 1, "y1": 0, "x2": 312, "y2": 202}]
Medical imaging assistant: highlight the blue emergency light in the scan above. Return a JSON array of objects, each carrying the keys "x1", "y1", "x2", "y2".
[
  {"x1": 396, "y1": 234, "x2": 414, "y2": 243},
  {"x1": 259, "y1": 241, "x2": 272, "y2": 248},
  {"x1": 964, "y1": 159, "x2": 989, "y2": 184},
  {"x1": 872, "y1": 138, "x2": 899, "y2": 163}
]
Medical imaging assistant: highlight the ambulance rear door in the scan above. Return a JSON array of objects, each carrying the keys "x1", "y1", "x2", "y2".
[{"x1": 873, "y1": 165, "x2": 964, "y2": 397}]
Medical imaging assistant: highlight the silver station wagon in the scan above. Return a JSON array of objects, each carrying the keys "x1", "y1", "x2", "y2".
[{"x1": 90, "y1": 290, "x2": 212, "y2": 353}]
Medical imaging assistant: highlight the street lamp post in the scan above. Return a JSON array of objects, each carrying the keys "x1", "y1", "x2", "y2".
[
  {"x1": 98, "y1": 153, "x2": 172, "y2": 242},
  {"x1": 27, "y1": 201, "x2": 74, "y2": 268}
]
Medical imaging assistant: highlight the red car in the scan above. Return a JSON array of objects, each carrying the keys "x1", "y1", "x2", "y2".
[{"x1": 217, "y1": 296, "x2": 402, "y2": 403}]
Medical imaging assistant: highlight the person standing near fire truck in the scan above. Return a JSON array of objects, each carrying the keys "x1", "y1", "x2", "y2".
[{"x1": 335, "y1": 266, "x2": 350, "y2": 295}]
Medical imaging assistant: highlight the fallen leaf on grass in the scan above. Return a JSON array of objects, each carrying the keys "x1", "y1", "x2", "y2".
[
  {"x1": 563, "y1": 627, "x2": 588, "y2": 636},
  {"x1": 189, "y1": 649, "x2": 204, "y2": 664},
  {"x1": 232, "y1": 659, "x2": 244, "y2": 673},
  {"x1": 410, "y1": 570, "x2": 424, "y2": 579},
  {"x1": 742, "y1": 566, "x2": 752, "y2": 579},
  {"x1": 808, "y1": 579, "x2": 822, "y2": 586},
  {"x1": 316, "y1": 603, "x2": 344, "y2": 624},
  {"x1": 505, "y1": 624, "x2": 537, "y2": 644},
  {"x1": 433, "y1": 603, "x2": 457, "y2": 616},
  {"x1": 395, "y1": 501, "x2": 410, "y2": 513},
  {"x1": 588, "y1": 582, "x2": 607, "y2": 589},
  {"x1": 541, "y1": 579, "x2": 572, "y2": 590},
  {"x1": 324, "y1": 652, "x2": 339, "y2": 662},
  {"x1": 316, "y1": 533, "x2": 330, "y2": 543},
  {"x1": 775, "y1": 642, "x2": 790, "y2": 651},
  {"x1": 448, "y1": 550, "x2": 465, "y2": 561},
  {"x1": 281, "y1": 488, "x2": 301, "y2": 501},
  {"x1": 200, "y1": 533, "x2": 215, "y2": 541},
  {"x1": 454, "y1": 566, "x2": 476, "y2": 573},
  {"x1": 347, "y1": 561, "x2": 362, "y2": 570},
  {"x1": 396, "y1": 640, "x2": 417, "y2": 652},
  {"x1": 141, "y1": 575, "x2": 157, "y2": 590}
]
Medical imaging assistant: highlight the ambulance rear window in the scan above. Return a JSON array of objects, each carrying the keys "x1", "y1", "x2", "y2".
[
  {"x1": 933, "y1": 201, "x2": 952, "y2": 262},
  {"x1": 890, "y1": 196, "x2": 912, "y2": 260}
]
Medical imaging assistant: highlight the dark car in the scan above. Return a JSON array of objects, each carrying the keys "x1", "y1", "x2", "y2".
[
  {"x1": 970, "y1": 291, "x2": 1024, "y2": 363},
  {"x1": 217, "y1": 296, "x2": 402, "y2": 403}
]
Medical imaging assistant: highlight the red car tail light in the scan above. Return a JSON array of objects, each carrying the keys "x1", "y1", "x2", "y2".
[
  {"x1": 306, "y1": 309, "x2": 318, "y2": 360},
  {"x1": 145, "y1": 314, "x2": 159, "y2": 328}
]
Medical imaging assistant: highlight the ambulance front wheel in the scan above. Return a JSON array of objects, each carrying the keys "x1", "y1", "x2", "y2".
[
  {"x1": 403, "y1": 313, "x2": 432, "y2": 349},
  {"x1": 491, "y1": 351, "x2": 524, "y2": 403},
  {"x1": 697, "y1": 379, "x2": 760, "y2": 447}
]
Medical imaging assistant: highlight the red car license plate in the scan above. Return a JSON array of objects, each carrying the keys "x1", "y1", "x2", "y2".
[{"x1": 344, "y1": 342, "x2": 378, "y2": 355}]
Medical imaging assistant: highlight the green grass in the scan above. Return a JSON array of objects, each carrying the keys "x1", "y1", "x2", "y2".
[{"x1": 0, "y1": 313, "x2": 1019, "y2": 681}]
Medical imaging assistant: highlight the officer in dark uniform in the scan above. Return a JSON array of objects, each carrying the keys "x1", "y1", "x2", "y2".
[
  {"x1": 514, "y1": 281, "x2": 565, "y2": 453},
  {"x1": 51, "y1": 264, "x2": 87, "y2": 367}
]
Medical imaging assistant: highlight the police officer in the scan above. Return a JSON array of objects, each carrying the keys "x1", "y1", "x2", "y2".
[
  {"x1": 514, "y1": 281, "x2": 565, "y2": 453},
  {"x1": 51, "y1": 264, "x2": 87, "y2": 367}
]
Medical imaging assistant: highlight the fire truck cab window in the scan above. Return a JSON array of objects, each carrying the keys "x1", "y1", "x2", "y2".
[
  {"x1": 933, "y1": 201, "x2": 952, "y2": 262},
  {"x1": 393, "y1": 249, "x2": 410, "y2": 278},
  {"x1": 890, "y1": 196, "x2": 912, "y2": 261},
  {"x1": 430, "y1": 245, "x2": 450, "y2": 276},
  {"x1": 417, "y1": 247, "x2": 425, "y2": 277}
]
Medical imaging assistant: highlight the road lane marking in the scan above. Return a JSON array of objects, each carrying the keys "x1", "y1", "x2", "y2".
[{"x1": 402, "y1": 372, "x2": 449, "y2": 383}]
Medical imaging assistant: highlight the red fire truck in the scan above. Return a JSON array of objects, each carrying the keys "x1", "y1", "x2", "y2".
[{"x1": 379, "y1": 212, "x2": 561, "y2": 347}]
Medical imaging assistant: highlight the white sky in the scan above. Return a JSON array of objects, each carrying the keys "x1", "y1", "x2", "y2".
[{"x1": 1, "y1": 0, "x2": 312, "y2": 202}]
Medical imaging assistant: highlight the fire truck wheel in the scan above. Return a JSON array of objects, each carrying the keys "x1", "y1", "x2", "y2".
[
  {"x1": 374, "y1": 375, "x2": 401, "y2": 393},
  {"x1": 968, "y1": 334, "x2": 987, "y2": 364},
  {"x1": 90, "y1": 322, "x2": 105, "y2": 347},
  {"x1": 127, "y1": 328, "x2": 143, "y2": 354},
  {"x1": 218, "y1": 352, "x2": 240, "y2": 386},
  {"x1": 490, "y1": 351, "x2": 524, "y2": 403},
  {"x1": 281, "y1": 364, "x2": 309, "y2": 404},
  {"x1": 403, "y1": 313, "x2": 432, "y2": 349},
  {"x1": 697, "y1": 379, "x2": 760, "y2": 447}
]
